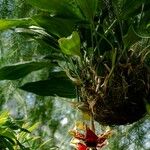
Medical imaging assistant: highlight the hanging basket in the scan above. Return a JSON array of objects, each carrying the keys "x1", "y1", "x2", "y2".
[{"x1": 80, "y1": 60, "x2": 149, "y2": 125}]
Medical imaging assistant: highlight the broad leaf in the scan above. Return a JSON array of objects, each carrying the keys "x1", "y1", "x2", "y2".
[
  {"x1": 123, "y1": 26, "x2": 141, "y2": 48},
  {"x1": 44, "y1": 53, "x2": 65, "y2": 62},
  {"x1": 58, "y1": 31, "x2": 81, "y2": 56},
  {"x1": 0, "y1": 61, "x2": 50, "y2": 80},
  {"x1": 32, "y1": 15, "x2": 77, "y2": 37},
  {"x1": 0, "y1": 128, "x2": 16, "y2": 141},
  {"x1": 20, "y1": 77, "x2": 76, "y2": 98},
  {"x1": 134, "y1": 11, "x2": 150, "y2": 38},
  {"x1": 120, "y1": 0, "x2": 150, "y2": 19},
  {"x1": 0, "y1": 18, "x2": 33, "y2": 31},
  {"x1": 48, "y1": 71, "x2": 67, "y2": 78},
  {"x1": 27, "y1": 0, "x2": 82, "y2": 19},
  {"x1": 75, "y1": 0, "x2": 98, "y2": 21},
  {"x1": 15, "y1": 27, "x2": 59, "y2": 50}
]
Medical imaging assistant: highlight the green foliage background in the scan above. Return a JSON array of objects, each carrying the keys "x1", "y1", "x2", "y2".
[
  {"x1": 0, "y1": 0, "x2": 150, "y2": 150},
  {"x1": 0, "y1": 0, "x2": 76, "y2": 149}
]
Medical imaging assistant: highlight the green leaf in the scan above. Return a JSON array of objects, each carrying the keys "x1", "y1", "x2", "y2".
[
  {"x1": 58, "y1": 31, "x2": 81, "y2": 56},
  {"x1": 120, "y1": 0, "x2": 150, "y2": 19},
  {"x1": 135, "y1": 11, "x2": 150, "y2": 38},
  {"x1": 123, "y1": 26, "x2": 141, "y2": 48},
  {"x1": 0, "y1": 128, "x2": 16, "y2": 141},
  {"x1": 32, "y1": 15, "x2": 77, "y2": 37},
  {"x1": 48, "y1": 71, "x2": 67, "y2": 78},
  {"x1": 44, "y1": 53, "x2": 65, "y2": 62},
  {"x1": 75, "y1": 0, "x2": 98, "y2": 21},
  {"x1": 5, "y1": 121, "x2": 31, "y2": 133},
  {"x1": 15, "y1": 27, "x2": 59, "y2": 50},
  {"x1": 0, "y1": 18, "x2": 33, "y2": 31},
  {"x1": 20, "y1": 77, "x2": 76, "y2": 98},
  {"x1": 16, "y1": 140, "x2": 27, "y2": 150},
  {"x1": 0, "y1": 112, "x2": 9, "y2": 125},
  {"x1": 19, "y1": 127, "x2": 31, "y2": 133},
  {"x1": 146, "y1": 102, "x2": 150, "y2": 114},
  {"x1": 27, "y1": 122, "x2": 40, "y2": 132},
  {"x1": 27, "y1": 0, "x2": 82, "y2": 19},
  {"x1": 0, "y1": 138, "x2": 14, "y2": 150},
  {"x1": 0, "y1": 61, "x2": 50, "y2": 80}
]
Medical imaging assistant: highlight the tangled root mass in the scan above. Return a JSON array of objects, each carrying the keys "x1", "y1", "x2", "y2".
[{"x1": 80, "y1": 60, "x2": 150, "y2": 125}]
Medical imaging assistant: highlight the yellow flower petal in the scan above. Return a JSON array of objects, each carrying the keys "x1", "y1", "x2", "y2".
[{"x1": 75, "y1": 121, "x2": 86, "y2": 130}]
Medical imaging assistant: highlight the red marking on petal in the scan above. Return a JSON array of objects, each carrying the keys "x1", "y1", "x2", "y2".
[
  {"x1": 77, "y1": 143, "x2": 88, "y2": 150},
  {"x1": 86, "y1": 127, "x2": 98, "y2": 140},
  {"x1": 85, "y1": 126, "x2": 98, "y2": 147}
]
